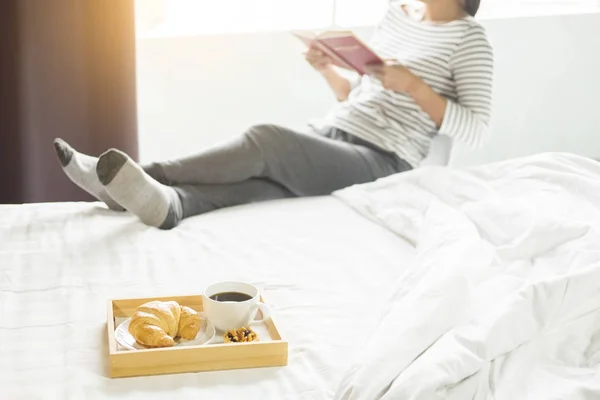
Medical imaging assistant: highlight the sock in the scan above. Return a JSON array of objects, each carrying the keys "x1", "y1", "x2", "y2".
[
  {"x1": 96, "y1": 149, "x2": 183, "y2": 229},
  {"x1": 53, "y1": 138, "x2": 124, "y2": 211}
]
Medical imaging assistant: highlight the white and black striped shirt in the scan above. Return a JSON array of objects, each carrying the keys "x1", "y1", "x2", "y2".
[{"x1": 323, "y1": 2, "x2": 494, "y2": 167}]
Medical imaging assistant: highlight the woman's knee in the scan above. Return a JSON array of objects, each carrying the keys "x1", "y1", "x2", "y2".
[{"x1": 242, "y1": 124, "x2": 296, "y2": 151}]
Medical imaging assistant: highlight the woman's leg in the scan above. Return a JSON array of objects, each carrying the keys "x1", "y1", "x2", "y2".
[
  {"x1": 174, "y1": 179, "x2": 295, "y2": 218},
  {"x1": 94, "y1": 149, "x2": 296, "y2": 229},
  {"x1": 95, "y1": 124, "x2": 403, "y2": 229},
  {"x1": 53, "y1": 125, "x2": 312, "y2": 212},
  {"x1": 94, "y1": 151, "x2": 295, "y2": 229},
  {"x1": 58, "y1": 123, "x2": 404, "y2": 229},
  {"x1": 145, "y1": 124, "x2": 402, "y2": 196},
  {"x1": 52, "y1": 128, "x2": 300, "y2": 217}
]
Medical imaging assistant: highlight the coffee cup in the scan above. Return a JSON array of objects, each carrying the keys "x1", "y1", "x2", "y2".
[{"x1": 202, "y1": 281, "x2": 271, "y2": 332}]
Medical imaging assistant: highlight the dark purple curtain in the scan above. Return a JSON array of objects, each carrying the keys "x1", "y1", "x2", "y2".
[{"x1": 0, "y1": 0, "x2": 138, "y2": 204}]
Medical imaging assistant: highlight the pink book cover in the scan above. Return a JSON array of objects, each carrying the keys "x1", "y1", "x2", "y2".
[
  {"x1": 293, "y1": 31, "x2": 383, "y2": 75},
  {"x1": 317, "y1": 35, "x2": 383, "y2": 75}
]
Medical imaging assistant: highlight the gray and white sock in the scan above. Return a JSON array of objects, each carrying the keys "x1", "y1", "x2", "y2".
[
  {"x1": 53, "y1": 138, "x2": 124, "y2": 211},
  {"x1": 96, "y1": 149, "x2": 183, "y2": 230}
]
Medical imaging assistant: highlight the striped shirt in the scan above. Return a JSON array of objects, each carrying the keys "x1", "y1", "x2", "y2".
[{"x1": 321, "y1": 1, "x2": 494, "y2": 167}]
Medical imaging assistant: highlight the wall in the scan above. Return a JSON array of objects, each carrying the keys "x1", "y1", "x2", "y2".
[{"x1": 136, "y1": 12, "x2": 600, "y2": 166}]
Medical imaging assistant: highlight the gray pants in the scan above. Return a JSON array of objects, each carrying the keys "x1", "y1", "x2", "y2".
[{"x1": 144, "y1": 124, "x2": 411, "y2": 219}]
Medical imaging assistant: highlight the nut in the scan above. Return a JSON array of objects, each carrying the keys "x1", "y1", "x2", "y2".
[{"x1": 224, "y1": 327, "x2": 259, "y2": 343}]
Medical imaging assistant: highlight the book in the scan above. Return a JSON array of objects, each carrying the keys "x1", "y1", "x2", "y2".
[{"x1": 293, "y1": 30, "x2": 384, "y2": 75}]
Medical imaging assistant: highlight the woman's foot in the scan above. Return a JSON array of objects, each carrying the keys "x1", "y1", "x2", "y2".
[
  {"x1": 96, "y1": 149, "x2": 183, "y2": 229},
  {"x1": 53, "y1": 138, "x2": 124, "y2": 211}
]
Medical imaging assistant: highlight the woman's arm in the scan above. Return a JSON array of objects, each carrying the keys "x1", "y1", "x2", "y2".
[
  {"x1": 319, "y1": 66, "x2": 355, "y2": 102},
  {"x1": 368, "y1": 24, "x2": 494, "y2": 147},
  {"x1": 427, "y1": 25, "x2": 494, "y2": 147},
  {"x1": 305, "y1": 47, "x2": 354, "y2": 102}
]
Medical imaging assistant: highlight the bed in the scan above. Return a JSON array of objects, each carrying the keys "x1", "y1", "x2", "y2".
[
  {"x1": 1, "y1": 152, "x2": 600, "y2": 399},
  {"x1": 0, "y1": 196, "x2": 415, "y2": 399}
]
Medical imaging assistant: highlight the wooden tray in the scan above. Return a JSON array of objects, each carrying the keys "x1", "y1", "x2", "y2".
[{"x1": 107, "y1": 294, "x2": 288, "y2": 378}]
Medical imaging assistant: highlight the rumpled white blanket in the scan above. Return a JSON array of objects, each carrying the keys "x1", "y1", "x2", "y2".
[{"x1": 332, "y1": 153, "x2": 600, "y2": 400}]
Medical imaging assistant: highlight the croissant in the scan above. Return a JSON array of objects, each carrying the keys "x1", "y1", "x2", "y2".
[
  {"x1": 128, "y1": 301, "x2": 201, "y2": 348},
  {"x1": 178, "y1": 306, "x2": 202, "y2": 340}
]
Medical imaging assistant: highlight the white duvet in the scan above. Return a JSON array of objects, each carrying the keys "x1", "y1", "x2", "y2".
[{"x1": 333, "y1": 153, "x2": 600, "y2": 400}]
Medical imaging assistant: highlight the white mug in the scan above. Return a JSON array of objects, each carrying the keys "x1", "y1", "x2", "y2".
[{"x1": 202, "y1": 281, "x2": 271, "y2": 332}]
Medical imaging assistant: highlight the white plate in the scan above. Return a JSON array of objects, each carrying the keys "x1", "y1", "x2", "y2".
[{"x1": 115, "y1": 315, "x2": 216, "y2": 351}]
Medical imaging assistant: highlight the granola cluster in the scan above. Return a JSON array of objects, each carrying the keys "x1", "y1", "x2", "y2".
[{"x1": 224, "y1": 327, "x2": 259, "y2": 343}]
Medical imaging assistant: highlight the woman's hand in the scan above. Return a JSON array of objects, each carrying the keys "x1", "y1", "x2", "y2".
[
  {"x1": 305, "y1": 46, "x2": 332, "y2": 72},
  {"x1": 368, "y1": 61, "x2": 447, "y2": 128},
  {"x1": 366, "y1": 62, "x2": 422, "y2": 94},
  {"x1": 367, "y1": 61, "x2": 447, "y2": 127},
  {"x1": 307, "y1": 47, "x2": 352, "y2": 101}
]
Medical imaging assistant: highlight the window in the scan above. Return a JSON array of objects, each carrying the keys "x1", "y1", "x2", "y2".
[
  {"x1": 135, "y1": 0, "x2": 335, "y2": 36},
  {"x1": 164, "y1": 0, "x2": 334, "y2": 34},
  {"x1": 135, "y1": 0, "x2": 600, "y2": 37},
  {"x1": 333, "y1": 0, "x2": 389, "y2": 27}
]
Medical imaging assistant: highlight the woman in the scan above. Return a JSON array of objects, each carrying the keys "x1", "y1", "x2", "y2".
[{"x1": 54, "y1": 0, "x2": 492, "y2": 229}]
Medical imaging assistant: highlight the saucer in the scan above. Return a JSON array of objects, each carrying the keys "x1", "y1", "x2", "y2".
[{"x1": 115, "y1": 315, "x2": 216, "y2": 351}]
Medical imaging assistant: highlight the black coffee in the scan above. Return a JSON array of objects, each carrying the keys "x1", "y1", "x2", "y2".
[{"x1": 209, "y1": 291, "x2": 253, "y2": 302}]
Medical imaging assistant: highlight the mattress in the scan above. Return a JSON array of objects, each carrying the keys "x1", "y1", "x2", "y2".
[{"x1": 0, "y1": 196, "x2": 415, "y2": 400}]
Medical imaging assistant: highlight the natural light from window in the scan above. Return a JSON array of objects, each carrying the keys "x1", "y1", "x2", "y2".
[{"x1": 135, "y1": 0, "x2": 600, "y2": 37}]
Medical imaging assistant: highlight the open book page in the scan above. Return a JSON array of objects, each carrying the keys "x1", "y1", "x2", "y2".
[{"x1": 292, "y1": 31, "x2": 356, "y2": 71}]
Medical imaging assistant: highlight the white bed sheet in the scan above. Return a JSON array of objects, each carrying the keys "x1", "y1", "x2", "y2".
[{"x1": 0, "y1": 196, "x2": 415, "y2": 400}]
